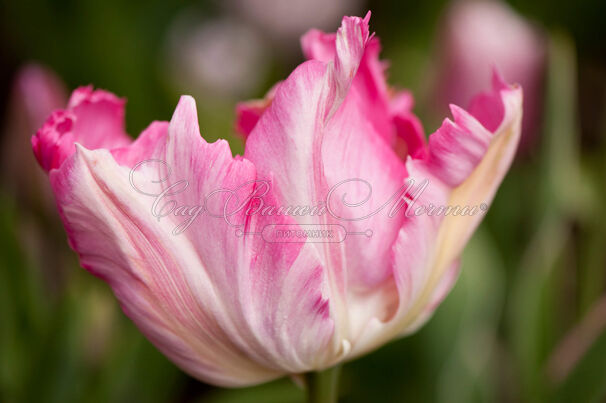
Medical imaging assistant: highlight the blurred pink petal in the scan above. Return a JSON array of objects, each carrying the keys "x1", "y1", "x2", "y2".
[
  {"x1": 2, "y1": 64, "x2": 67, "y2": 201},
  {"x1": 436, "y1": 0, "x2": 545, "y2": 150},
  {"x1": 1, "y1": 65, "x2": 72, "y2": 291},
  {"x1": 13, "y1": 64, "x2": 67, "y2": 129}
]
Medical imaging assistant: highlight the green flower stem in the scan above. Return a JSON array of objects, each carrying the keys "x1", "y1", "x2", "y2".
[{"x1": 304, "y1": 365, "x2": 342, "y2": 403}]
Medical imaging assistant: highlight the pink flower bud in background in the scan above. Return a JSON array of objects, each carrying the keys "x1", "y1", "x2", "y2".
[
  {"x1": 165, "y1": 15, "x2": 270, "y2": 100},
  {"x1": 435, "y1": 0, "x2": 546, "y2": 152},
  {"x1": 1, "y1": 64, "x2": 71, "y2": 291},
  {"x1": 32, "y1": 14, "x2": 522, "y2": 387},
  {"x1": 2, "y1": 64, "x2": 67, "y2": 208}
]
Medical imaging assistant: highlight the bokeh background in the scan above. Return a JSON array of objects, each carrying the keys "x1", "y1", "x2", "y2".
[{"x1": 1, "y1": 0, "x2": 605, "y2": 401}]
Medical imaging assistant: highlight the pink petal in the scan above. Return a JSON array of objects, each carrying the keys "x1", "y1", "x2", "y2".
[
  {"x1": 351, "y1": 70, "x2": 523, "y2": 357},
  {"x1": 467, "y1": 72, "x2": 509, "y2": 132},
  {"x1": 244, "y1": 13, "x2": 372, "y2": 220},
  {"x1": 239, "y1": 11, "x2": 426, "y2": 159},
  {"x1": 390, "y1": 91, "x2": 427, "y2": 159},
  {"x1": 244, "y1": 14, "x2": 372, "y2": 341},
  {"x1": 301, "y1": 12, "x2": 427, "y2": 151},
  {"x1": 243, "y1": 14, "x2": 429, "y2": 344},
  {"x1": 322, "y1": 87, "x2": 407, "y2": 292},
  {"x1": 14, "y1": 64, "x2": 67, "y2": 129},
  {"x1": 301, "y1": 14, "x2": 394, "y2": 143},
  {"x1": 436, "y1": 0, "x2": 545, "y2": 151},
  {"x1": 3, "y1": 64, "x2": 67, "y2": 208},
  {"x1": 234, "y1": 82, "x2": 281, "y2": 138},
  {"x1": 148, "y1": 97, "x2": 339, "y2": 372},
  {"x1": 321, "y1": 91, "x2": 409, "y2": 341},
  {"x1": 392, "y1": 74, "x2": 521, "y2": 336},
  {"x1": 47, "y1": 95, "x2": 339, "y2": 385},
  {"x1": 32, "y1": 86, "x2": 131, "y2": 172},
  {"x1": 51, "y1": 145, "x2": 279, "y2": 386}
]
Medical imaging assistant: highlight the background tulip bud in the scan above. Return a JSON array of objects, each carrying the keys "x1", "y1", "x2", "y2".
[
  {"x1": 435, "y1": 0, "x2": 546, "y2": 152},
  {"x1": 1, "y1": 64, "x2": 68, "y2": 284},
  {"x1": 2, "y1": 64, "x2": 66, "y2": 209}
]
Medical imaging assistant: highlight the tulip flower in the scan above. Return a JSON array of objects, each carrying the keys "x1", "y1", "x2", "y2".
[
  {"x1": 2, "y1": 64, "x2": 70, "y2": 291},
  {"x1": 435, "y1": 0, "x2": 545, "y2": 151},
  {"x1": 32, "y1": 12, "x2": 522, "y2": 398},
  {"x1": 3, "y1": 64, "x2": 67, "y2": 210}
]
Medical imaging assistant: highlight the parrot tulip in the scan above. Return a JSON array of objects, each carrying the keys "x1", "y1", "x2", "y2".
[{"x1": 32, "y1": 13, "x2": 522, "y2": 387}]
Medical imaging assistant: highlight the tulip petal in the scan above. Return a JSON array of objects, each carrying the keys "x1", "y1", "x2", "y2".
[
  {"x1": 51, "y1": 146, "x2": 280, "y2": 386},
  {"x1": 244, "y1": 14, "x2": 375, "y2": 343},
  {"x1": 234, "y1": 82, "x2": 281, "y2": 138},
  {"x1": 243, "y1": 14, "x2": 431, "y2": 344},
  {"x1": 390, "y1": 91, "x2": 427, "y2": 159},
  {"x1": 396, "y1": 71, "x2": 521, "y2": 330},
  {"x1": 32, "y1": 86, "x2": 131, "y2": 172},
  {"x1": 147, "y1": 97, "x2": 339, "y2": 372},
  {"x1": 351, "y1": 71, "x2": 522, "y2": 357},
  {"x1": 46, "y1": 94, "x2": 340, "y2": 385},
  {"x1": 301, "y1": 15, "x2": 394, "y2": 143},
  {"x1": 322, "y1": 87, "x2": 407, "y2": 292},
  {"x1": 238, "y1": 11, "x2": 427, "y2": 159},
  {"x1": 14, "y1": 64, "x2": 67, "y2": 129},
  {"x1": 238, "y1": 11, "x2": 409, "y2": 148},
  {"x1": 301, "y1": 14, "x2": 428, "y2": 154}
]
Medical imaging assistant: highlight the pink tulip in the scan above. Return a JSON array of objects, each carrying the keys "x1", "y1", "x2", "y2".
[
  {"x1": 32, "y1": 13, "x2": 522, "y2": 387},
  {"x1": 436, "y1": 0, "x2": 545, "y2": 151},
  {"x1": 3, "y1": 64, "x2": 67, "y2": 208}
]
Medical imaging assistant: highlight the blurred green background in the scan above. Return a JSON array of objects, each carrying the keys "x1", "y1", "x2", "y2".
[{"x1": 1, "y1": 0, "x2": 606, "y2": 402}]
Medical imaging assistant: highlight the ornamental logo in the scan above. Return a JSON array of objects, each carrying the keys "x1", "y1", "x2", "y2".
[{"x1": 129, "y1": 159, "x2": 488, "y2": 242}]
